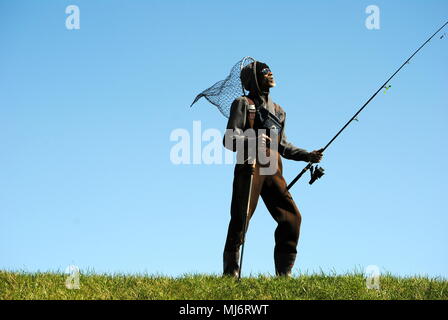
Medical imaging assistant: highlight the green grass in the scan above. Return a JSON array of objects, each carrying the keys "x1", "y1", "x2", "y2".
[{"x1": 1, "y1": 270, "x2": 447, "y2": 300}]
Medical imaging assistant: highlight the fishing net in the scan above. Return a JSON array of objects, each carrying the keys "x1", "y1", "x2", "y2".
[{"x1": 190, "y1": 56, "x2": 256, "y2": 119}]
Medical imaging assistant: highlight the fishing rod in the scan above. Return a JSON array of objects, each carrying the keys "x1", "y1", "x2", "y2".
[{"x1": 287, "y1": 20, "x2": 448, "y2": 190}]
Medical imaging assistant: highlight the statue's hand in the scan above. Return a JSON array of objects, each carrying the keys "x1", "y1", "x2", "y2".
[{"x1": 308, "y1": 148, "x2": 324, "y2": 163}]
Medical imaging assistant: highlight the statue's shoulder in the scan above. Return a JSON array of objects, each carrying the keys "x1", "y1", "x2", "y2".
[
  {"x1": 228, "y1": 96, "x2": 245, "y2": 110},
  {"x1": 231, "y1": 96, "x2": 250, "y2": 109},
  {"x1": 273, "y1": 101, "x2": 286, "y2": 121},
  {"x1": 234, "y1": 96, "x2": 248, "y2": 103}
]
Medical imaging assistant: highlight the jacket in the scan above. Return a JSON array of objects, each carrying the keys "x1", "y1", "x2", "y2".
[{"x1": 223, "y1": 95, "x2": 309, "y2": 162}]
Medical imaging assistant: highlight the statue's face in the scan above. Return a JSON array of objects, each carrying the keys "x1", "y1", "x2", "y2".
[{"x1": 259, "y1": 67, "x2": 276, "y2": 90}]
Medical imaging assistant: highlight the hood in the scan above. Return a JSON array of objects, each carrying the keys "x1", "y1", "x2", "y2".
[{"x1": 240, "y1": 60, "x2": 275, "y2": 114}]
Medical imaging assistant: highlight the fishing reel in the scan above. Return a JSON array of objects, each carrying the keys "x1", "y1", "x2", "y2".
[{"x1": 309, "y1": 165, "x2": 325, "y2": 185}]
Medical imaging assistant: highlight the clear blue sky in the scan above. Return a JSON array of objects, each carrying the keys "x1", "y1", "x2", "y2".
[{"x1": 1, "y1": 0, "x2": 447, "y2": 278}]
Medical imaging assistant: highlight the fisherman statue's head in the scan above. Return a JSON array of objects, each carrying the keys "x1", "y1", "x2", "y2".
[
  {"x1": 190, "y1": 56, "x2": 276, "y2": 118},
  {"x1": 240, "y1": 61, "x2": 276, "y2": 96}
]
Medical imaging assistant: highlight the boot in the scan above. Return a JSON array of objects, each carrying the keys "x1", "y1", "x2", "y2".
[
  {"x1": 274, "y1": 252, "x2": 296, "y2": 277},
  {"x1": 223, "y1": 251, "x2": 240, "y2": 278}
]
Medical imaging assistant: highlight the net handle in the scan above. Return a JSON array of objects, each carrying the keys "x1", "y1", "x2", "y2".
[{"x1": 240, "y1": 56, "x2": 255, "y2": 96}]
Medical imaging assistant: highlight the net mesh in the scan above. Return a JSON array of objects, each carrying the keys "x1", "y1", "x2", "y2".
[{"x1": 190, "y1": 57, "x2": 255, "y2": 119}]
